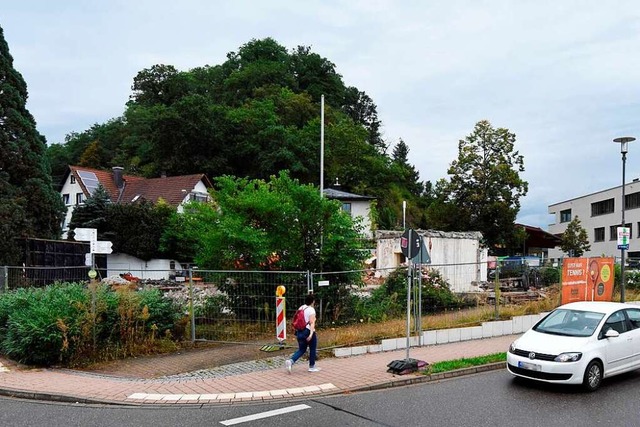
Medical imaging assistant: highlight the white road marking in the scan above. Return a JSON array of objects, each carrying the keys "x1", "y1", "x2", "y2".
[
  {"x1": 126, "y1": 383, "x2": 337, "y2": 401},
  {"x1": 220, "y1": 404, "x2": 311, "y2": 426}
]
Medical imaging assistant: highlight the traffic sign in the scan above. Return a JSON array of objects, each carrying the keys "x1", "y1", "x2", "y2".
[
  {"x1": 91, "y1": 240, "x2": 113, "y2": 254},
  {"x1": 74, "y1": 227, "x2": 97, "y2": 242},
  {"x1": 401, "y1": 229, "x2": 422, "y2": 259}
]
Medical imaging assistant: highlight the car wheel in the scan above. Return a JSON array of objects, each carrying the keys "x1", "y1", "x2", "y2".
[{"x1": 583, "y1": 360, "x2": 603, "y2": 392}]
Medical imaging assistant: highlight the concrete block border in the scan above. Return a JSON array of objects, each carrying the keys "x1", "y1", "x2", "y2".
[{"x1": 333, "y1": 313, "x2": 546, "y2": 357}]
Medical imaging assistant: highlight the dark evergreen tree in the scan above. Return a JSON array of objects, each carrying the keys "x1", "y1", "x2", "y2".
[
  {"x1": 67, "y1": 184, "x2": 111, "y2": 238},
  {"x1": 0, "y1": 25, "x2": 65, "y2": 264}
]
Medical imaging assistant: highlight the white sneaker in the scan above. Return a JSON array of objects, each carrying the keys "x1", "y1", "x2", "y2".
[
  {"x1": 285, "y1": 359, "x2": 292, "y2": 374},
  {"x1": 308, "y1": 366, "x2": 321, "y2": 372}
]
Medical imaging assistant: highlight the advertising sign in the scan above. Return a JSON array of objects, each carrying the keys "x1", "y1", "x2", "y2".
[
  {"x1": 561, "y1": 257, "x2": 614, "y2": 304},
  {"x1": 617, "y1": 227, "x2": 630, "y2": 250}
]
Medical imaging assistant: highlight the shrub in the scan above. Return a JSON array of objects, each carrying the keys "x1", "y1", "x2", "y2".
[
  {"x1": 0, "y1": 283, "x2": 90, "y2": 365},
  {"x1": 539, "y1": 266, "x2": 560, "y2": 286},
  {"x1": 0, "y1": 282, "x2": 185, "y2": 366},
  {"x1": 355, "y1": 267, "x2": 464, "y2": 323}
]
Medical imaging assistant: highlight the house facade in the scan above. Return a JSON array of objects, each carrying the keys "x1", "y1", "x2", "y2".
[
  {"x1": 60, "y1": 166, "x2": 212, "y2": 237},
  {"x1": 548, "y1": 179, "x2": 640, "y2": 262},
  {"x1": 323, "y1": 187, "x2": 375, "y2": 238}
]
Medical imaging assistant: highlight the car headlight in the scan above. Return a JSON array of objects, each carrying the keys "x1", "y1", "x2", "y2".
[
  {"x1": 554, "y1": 352, "x2": 582, "y2": 362},
  {"x1": 509, "y1": 342, "x2": 517, "y2": 353}
]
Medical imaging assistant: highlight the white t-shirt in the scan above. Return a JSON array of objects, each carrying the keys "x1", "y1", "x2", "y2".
[{"x1": 301, "y1": 305, "x2": 316, "y2": 330}]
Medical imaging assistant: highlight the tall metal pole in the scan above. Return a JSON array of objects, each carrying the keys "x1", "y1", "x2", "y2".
[
  {"x1": 320, "y1": 95, "x2": 324, "y2": 198},
  {"x1": 614, "y1": 136, "x2": 635, "y2": 303},
  {"x1": 621, "y1": 150, "x2": 627, "y2": 303}
]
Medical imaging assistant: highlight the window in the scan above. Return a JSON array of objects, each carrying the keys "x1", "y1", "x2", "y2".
[
  {"x1": 626, "y1": 191, "x2": 640, "y2": 210},
  {"x1": 70, "y1": 175, "x2": 76, "y2": 184},
  {"x1": 560, "y1": 209, "x2": 572, "y2": 223},
  {"x1": 591, "y1": 198, "x2": 614, "y2": 216},
  {"x1": 75, "y1": 193, "x2": 84, "y2": 205},
  {"x1": 342, "y1": 202, "x2": 352, "y2": 215},
  {"x1": 602, "y1": 311, "x2": 628, "y2": 335},
  {"x1": 625, "y1": 309, "x2": 640, "y2": 330},
  {"x1": 638, "y1": 222, "x2": 640, "y2": 238},
  {"x1": 189, "y1": 193, "x2": 208, "y2": 203},
  {"x1": 62, "y1": 194, "x2": 70, "y2": 205},
  {"x1": 594, "y1": 227, "x2": 605, "y2": 242}
]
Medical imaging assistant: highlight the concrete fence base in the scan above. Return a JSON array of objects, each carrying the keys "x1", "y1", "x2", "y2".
[{"x1": 333, "y1": 313, "x2": 548, "y2": 358}]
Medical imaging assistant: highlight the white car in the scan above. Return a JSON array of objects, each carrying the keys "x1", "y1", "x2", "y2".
[{"x1": 507, "y1": 301, "x2": 640, "y2": 391}]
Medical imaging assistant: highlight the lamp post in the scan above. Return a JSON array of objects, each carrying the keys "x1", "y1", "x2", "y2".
[{"x1": 613, "y1": 136, "x2": 635, "y2": 302}]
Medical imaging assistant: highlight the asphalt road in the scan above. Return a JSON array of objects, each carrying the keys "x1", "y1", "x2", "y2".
[{"x1": 2, "y1": 369, "x2": 640, "y2": 427}]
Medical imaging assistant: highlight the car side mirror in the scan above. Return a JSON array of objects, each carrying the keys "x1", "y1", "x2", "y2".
[{"x1": 605, "y1": 329, "x2": 620, "y2": 338}]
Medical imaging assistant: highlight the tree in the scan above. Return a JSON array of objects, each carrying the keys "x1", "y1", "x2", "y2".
[
  {"x1": 0, "y1": 25, "x2": 65, "y2": 264},
  {"x1": 161, "y1": 171, "x2": 366, "y2": 320},
  {"x1": 67, "y1": 184, "x2": 112, "y2": 237},
  {"x1": 48, "y1": 37, "x2": 428, "y2": 233},
  {"x1": 560, "y1": 216, "x2": 591, "y2": 257},
  {"x1": 438, "y1": 120, "x2": 528, "y2": 252}
]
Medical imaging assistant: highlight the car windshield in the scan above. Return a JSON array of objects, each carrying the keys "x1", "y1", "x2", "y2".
[{"x1": 533, "y1": 309, "x2": 605, "y2": 337}]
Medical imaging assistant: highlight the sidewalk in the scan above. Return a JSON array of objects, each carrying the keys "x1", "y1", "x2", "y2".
[{"x1": 0, "y1": 334, "x2": 517, "y2": 405}]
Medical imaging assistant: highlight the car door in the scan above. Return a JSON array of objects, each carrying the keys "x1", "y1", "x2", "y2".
[
  {"x1": 624, "y1": 308, "x2": 640, "y2": 366},
  {"x1": 600, "y1": 310, "x2": 634, "y2": 374}
]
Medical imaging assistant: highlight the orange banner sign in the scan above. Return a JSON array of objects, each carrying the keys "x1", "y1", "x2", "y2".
[{"x1": 561, "y1": 257, "x2": 614, "y2": 304}]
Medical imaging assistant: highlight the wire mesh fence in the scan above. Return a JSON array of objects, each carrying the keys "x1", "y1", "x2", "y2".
[{"x1": 0, "y1": 260, "x2": 561, "y2": 348}]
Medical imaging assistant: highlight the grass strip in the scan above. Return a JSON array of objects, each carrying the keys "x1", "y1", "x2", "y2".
[{"x1": 426, "y1": 352, "x2": 506, "y2": 374}]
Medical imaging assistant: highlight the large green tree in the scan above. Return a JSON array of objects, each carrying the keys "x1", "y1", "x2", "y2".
[
  {"x1": 560, "y1": 216, "x2": 591, "y2": 257},
  {"x1": 48, "y1": 37, "x2": 424, "y2": 230},
  {"x1": 431, "y1": 120, "x2": 528, "y2": 252},
  {"x1": 162, "y1": 171, "x2": 365, "y2": 272},
  {"x1": 0, "y1": 25, "x2": 65, "y2": 264}
]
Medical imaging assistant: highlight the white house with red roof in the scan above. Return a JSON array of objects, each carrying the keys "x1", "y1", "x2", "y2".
[{"x1": 60, "y1": 165, "x2": 212, "y2": 237}]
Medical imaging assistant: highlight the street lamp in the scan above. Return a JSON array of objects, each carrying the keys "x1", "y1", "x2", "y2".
[{"x1": 613, "y1": 136, "x2": 636, "y2": 302}]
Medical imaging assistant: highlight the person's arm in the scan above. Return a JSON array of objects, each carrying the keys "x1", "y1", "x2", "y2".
[{"x1": 307, "y1": 310, "x2": 316, "y2": 341}]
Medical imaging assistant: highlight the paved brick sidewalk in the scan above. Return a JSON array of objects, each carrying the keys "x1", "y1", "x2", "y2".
[{"x1": 0, "y1": 334, "x2": 516, "y2": 405}]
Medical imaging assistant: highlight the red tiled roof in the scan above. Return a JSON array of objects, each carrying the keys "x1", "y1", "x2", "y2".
[
  {"x1": 121, "y1": 174, "x2": 211, "y2": 205},
  {"x1": 67, "y1": 166, "x2": 211, "y2": 207}
]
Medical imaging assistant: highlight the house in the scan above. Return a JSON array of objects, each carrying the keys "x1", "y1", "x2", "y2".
[
  {"x1": 516, "y1": 223, "x2": 561, "y2": 262},
  {"x1": 548, "y1": 178, "x2": 640, "y2": 262},
  {"x1": 323, "y1": 187, "x2": 375, "y2": 238},
  {"x1": 59, "y1": 165, "x2": 213, "y2": 237},
  {"x1": 375, "y1": 229, "x2": 488, "y2": 293}
]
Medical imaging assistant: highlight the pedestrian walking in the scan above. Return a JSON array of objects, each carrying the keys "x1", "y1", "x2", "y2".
[{"x1": 285, "y1": 293, "x2": 320, "y2": 373}]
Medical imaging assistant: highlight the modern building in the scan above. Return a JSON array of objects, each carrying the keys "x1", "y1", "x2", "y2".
[{"x1": 548, "y1": 179, "x2": 640, "y2": 261}]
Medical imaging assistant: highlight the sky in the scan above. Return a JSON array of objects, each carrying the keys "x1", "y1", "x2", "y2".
[{"x1": 2, "y1": 1, "x2": 639, "y2": 230}]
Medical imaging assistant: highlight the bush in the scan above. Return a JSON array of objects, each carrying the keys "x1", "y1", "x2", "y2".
[
  {"x1": 0, "y1": 283, "x2": 90, "y2": 365},
  {"x1": 0, "y1": 282, "x2": 184, "y2": 366},
  {"x1": 539, "y1": 266, "x2": 561, "y2": 286},
  {"x1": 355, "y1": 267, "x2": 464, "y2": 323}
]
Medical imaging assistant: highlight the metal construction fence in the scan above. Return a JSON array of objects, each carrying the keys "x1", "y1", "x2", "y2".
[{"x1": 0, "y1": 260, "x2": 560, "y2": 345}]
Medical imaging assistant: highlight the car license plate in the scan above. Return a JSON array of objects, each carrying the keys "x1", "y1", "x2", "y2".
[{"x1": 518, "y1": 361, "x2": 541, "y2": 371}]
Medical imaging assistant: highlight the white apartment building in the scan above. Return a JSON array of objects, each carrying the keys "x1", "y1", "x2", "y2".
[{"x1": 548, "y1": 178, "x2": 640, "y2": 261}]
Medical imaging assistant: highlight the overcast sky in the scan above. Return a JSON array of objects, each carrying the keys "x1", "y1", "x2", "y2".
[{"x1": 2, "y1": 1, "x2": 639, "y2": 230}]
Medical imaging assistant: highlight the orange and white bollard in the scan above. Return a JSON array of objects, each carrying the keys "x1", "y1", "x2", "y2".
[{"x1": 275, "y1": 285, "x2": 286, "y2": 342}]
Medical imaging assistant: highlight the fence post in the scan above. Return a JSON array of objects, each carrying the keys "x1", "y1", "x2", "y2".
[
  {"x1": 1, "y1": 266, "x2": 7, "y2": 293},
  {"x1": 189, "y1": 267, "x2": 196, "y2": 344},
  {"x1": 494, "y1": 260, "x2": 501, "y2": 320}
]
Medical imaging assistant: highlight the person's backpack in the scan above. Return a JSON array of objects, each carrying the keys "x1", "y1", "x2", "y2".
[{"x1": 292, "y1": 306, "x2": 308, "y2": 331}]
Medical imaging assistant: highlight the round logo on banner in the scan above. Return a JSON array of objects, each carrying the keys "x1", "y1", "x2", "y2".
[
  {"x1": 597, "y1": 283, "x2": 605, "y2": 296},
  {"x1": 600, "y1": 265, "x2": 611, "y2": 283}
]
